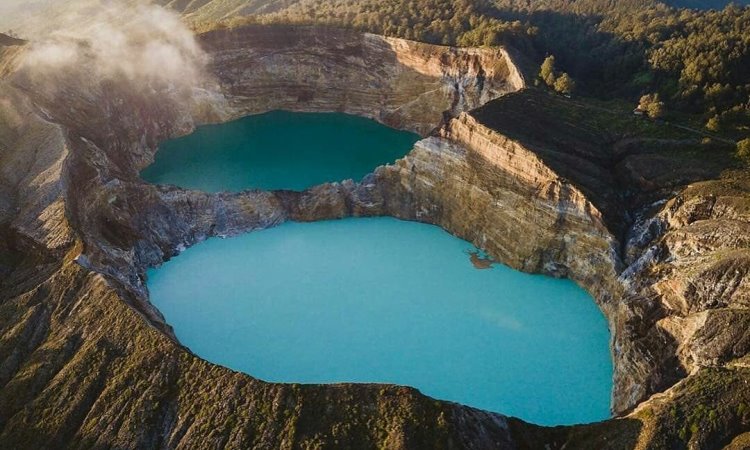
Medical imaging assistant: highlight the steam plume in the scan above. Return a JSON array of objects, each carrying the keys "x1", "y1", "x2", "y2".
[{"x1": 19, "y1": 1, "x2": 209, "y2": 90}]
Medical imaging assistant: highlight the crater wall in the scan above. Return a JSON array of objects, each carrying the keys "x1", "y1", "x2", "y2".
[{"x1": 202, "y1": 25, "x2": 524, "y2": 136}]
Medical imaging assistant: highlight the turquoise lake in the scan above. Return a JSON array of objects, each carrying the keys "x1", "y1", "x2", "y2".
[
  {"x1": 147, "y1": 217, "x2": 613, "y2": 426},
  {"x1": 140, "y1": 110, "x2": 420, "y2": 192}
]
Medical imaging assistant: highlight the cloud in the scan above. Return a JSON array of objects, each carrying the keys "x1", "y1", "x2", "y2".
[
  {"x1": 1, "y1": 1, "x2": 102, "y2": 39},
  {"x1": 19, "y1": 1, "x2": 209, "y2": 90}
]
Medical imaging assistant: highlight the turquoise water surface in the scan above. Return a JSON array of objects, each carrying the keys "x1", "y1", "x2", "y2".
[
  {"x1": 140, "y1": 111, "x2": 420, "y2": 192},
  {"x1": 147, "y1": 217, "x2": 613, "y2": 425}
]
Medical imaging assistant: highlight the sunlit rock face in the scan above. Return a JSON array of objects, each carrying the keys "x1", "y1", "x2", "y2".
[{"x1": 202, "y1": 25, "x2": 524, "y2": 135}]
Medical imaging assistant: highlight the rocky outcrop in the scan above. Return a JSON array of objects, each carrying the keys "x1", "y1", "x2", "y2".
[{"x1": 1, "y1": 24, "x2": 749, "y2": 450}]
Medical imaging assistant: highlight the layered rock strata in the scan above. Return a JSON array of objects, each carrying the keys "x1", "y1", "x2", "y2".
[{"x1": 202, "y1": 25, "x2": 524, "y2": 135}]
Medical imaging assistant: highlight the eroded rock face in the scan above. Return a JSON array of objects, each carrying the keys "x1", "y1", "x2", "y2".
[
  {"x1": 1, "y1": 24, "x2": 749, "y2": 449},
  {"x1": 202, "y1": 25, "x2": 523, "y2": 135}
]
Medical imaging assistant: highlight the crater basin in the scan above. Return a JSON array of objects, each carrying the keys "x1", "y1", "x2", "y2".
[
  {"x1": 140, "y1": 110, "x2": 420, "y2": 192},
  {"x1": 147, "y1": 217, "x2": 613, "y2": 426}
]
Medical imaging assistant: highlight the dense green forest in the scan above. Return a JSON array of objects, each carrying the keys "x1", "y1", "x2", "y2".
[{"x1": 207, "y1": 0, "x2": 750, "y2": 141}]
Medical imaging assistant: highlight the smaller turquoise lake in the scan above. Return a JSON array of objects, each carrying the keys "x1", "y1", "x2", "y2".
[
  {"x1": 147, "y1": 217, "x2": 613, "y2": 425},
  {"x1": 140, "y1": 111, "x2": 420, "y2": 192}
]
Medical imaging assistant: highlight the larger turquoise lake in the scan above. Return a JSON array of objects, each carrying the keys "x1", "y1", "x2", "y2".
[
  {"x1": 147, "y1": 217, "x2": 612, "y2": 426},
  {"x1": 141, "y1": 111, "x2": 420, "y2": 192}
]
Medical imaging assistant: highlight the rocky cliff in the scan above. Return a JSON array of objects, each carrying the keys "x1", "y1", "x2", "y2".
[
  {"x1": 0, "y1": 24, "x2": 749, "y2": 450},
  {"x1": 202, "y1": 25, "x2": 523, "y2": 135}
]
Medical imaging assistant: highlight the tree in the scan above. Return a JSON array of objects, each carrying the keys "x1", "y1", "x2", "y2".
[
  {"x1": 539, "y1": 55, "x2": 557, "y2": 87},
  {"x1": 738, "y1": 138, "x2": 750, "y2": 164},
  {"x1": 646, "y1": 99, "x2": 664, "y2": 119},
  {"x1": 554, "y1": 72, "x2": 575, "y2": 95},
  {"x1": 638, "y1": 93, "x2": 665, "y2": 119},
  {"x1": 705, "y1": 115, "x2": 721, "y2": 132}
]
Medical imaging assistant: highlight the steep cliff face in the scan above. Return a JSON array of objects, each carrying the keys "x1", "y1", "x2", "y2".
[
  {"x1": 202, "y1": 25, "x2": 523, "y2": 135},
  {"x1": 0, "y1": 37, "x2": 73, "y2": 282},
  {"x1": 1, "y1": 24, "x2": 749, "y2": 450}
]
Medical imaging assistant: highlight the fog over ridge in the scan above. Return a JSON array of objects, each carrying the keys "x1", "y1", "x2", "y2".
[{"x1": 17, "y1": 0, "x2": 209, "y2": 90}]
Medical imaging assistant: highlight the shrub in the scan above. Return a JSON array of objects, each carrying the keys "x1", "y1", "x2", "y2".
[
  {"x1": 706, "y1": 115, "x2": 721, "y2": 132},
  {"x1": 737, "y1": 138, "x2": 750, "y2": 164},
  {"x1": 639, "y1": 93, "x2": 665, "y2": 119},
  {"x1": 554, "y1": 72, "x2": 575, "y2": 95},
  {"x1": 539, "y1": 55, "x2": 557, "y2": 87}
]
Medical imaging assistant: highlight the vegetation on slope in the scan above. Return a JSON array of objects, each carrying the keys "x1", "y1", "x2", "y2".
[{"x1": 508, "y1": 366, "x2": 750, "y2": 449}]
